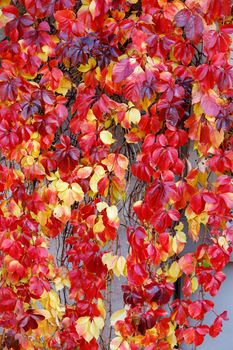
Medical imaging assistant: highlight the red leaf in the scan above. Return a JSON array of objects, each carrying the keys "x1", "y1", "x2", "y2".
[
  {"x1": 185, "y1": 15, "x2": 203, "y2": 43},
  {"x1": 174, "y1": 10, "x2": 203, "y2": 43},
  {"x1": 0, "y1": 288, "x2": 17, "y2": 312},
  {"x1": 174, "y1": 9, "x2": 190, "y2": 27},
  {"x1": 127, "y1": 261, "x2": 148, "y2": 286},
  {"x1": 209, "y1": 311, "x2": 228, "y2": 338},
  {"x1": 201, "y1": 92, "x2": 221, "y2": 116},
  {"x1": 54, "y1": 10, "x2": 76, "y2": 33},
  {"x1": 112, "y1": 58, "x2": 137, "y2": 83},
  {"x1": 188, "y1": 300, "x2": 214, "y2": 320},
  {"x1": 183, "y1": 326, "x2": 209, "y2": 346}
]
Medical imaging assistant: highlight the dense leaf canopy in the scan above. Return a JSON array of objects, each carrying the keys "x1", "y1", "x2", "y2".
[{"x1": 0, "y1": 0, "x2": 232, "y2": 349}]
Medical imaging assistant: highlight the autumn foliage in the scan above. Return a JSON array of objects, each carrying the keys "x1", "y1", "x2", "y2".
[{"x1": 0, "y1": 0, "x2": 233, "y2": 349}]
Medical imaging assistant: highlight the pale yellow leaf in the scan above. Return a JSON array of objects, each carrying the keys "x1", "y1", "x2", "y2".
[
  {"x1": 97, "y1": 299, "x2": 106, "y2": 319},
  {"x1": 114, "y1": 256, "x2": 126, "y2": 277},
  {"x1": 90, "y1": 320, "x2": 99, "y2": 339},
  {"x1": 55, "y1": 179, "x2": 69, "y2": 192},
  {"x1": 100, "y1": 130, "x2": 115, "y2": 145},
  {"x1": 75, "y1": 316, "x2": 90, "y2": 334},
  {"x1": 102, "y1": 252, "x2": 118, "y2": 270},
  {"x1": 58, "y1": 188, "x2": 74, "y2": 206},
  {"x1": 106, "y1": 205, "x2": 118, "y2": 221},
  {"x1": 93, "y1": 316, "x2": 104, "y2": 330},
  {"x1": 71, "y1": 183, "x2": 84, "y2": 202},
  {"x1": 176, "y1": 231, "x2": 186, "y2": 243},
  {"x1": 96, "y1": 202, "x2": 108, "y2": 212},
  {"x1": 126, "y1": 108, "x2": 141, "y2": 125},
  {"x1": 110, "y1": 309, "x2": 126, "y2": 326}
]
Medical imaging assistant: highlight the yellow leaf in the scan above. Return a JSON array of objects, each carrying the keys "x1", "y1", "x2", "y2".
[
  {"x1": 55, "y1": 76, "x2": 72, "y2": 95},
  {"x1": 172, "y1": 238, "x2": 178, "y2": 255},
  {"x1": 31, "y1": 140, "x2": 41, "y2": 158},
  {"x1": 172, "y1": 231, "x2": 186, "y2": 254},
  {"x1": 115, "y1": 256, "x2": 126, "y2": 277},
  {"x1": 78, "y1": 57, "x2": 97, "y2": 72},
  {"x1": 102, "y1": 252, "x2": 118, "y2": 270},
  {"x1": 193, "y1": 103, "x2": 204, "y2": 116},
  {"x1": 93, "y1": 316, "x2": 104, "y2": 330},
  {"x1": 58, "y1": 188, "x2": 74, "y2": 206},
  {"x1": 90, "y1": 320, "x2": 99, "y2": 340},
  {"x1": 167, "y1": 322, "x2": 177, "y2": 347},
  {"x1": 110, "y1": 337, "x2": 123, "y2": 350},
  {"x1": 71, "y1": 183, "x2": 84, "y2": 202},
  {"x1": 76, "y1": 317, "x2": 92, "y2": 342},
  {"x1": 87, "y1": 108, "x2": 96, "y2": 121},
  {"x1": 188, "y1": 219, "x2": 201, "y2": 241},
  {"x1": 117, "y1": 154, "x2": 129, "y2": 171},
  {"x1": 0, "y1": 1, "x2": 11, "y2": 7},
  {"x1": 97, "y1": 298, "x2": 106, "y2": 319},
  {"x1": 54, "y1": 268, "x2": 70, "y2": 291},
  {"x1": 102, "y1": 252, "x2": 126, "y2": 277},
  {"x1": 100, "y1": 130, "x2": 115, "y2": 145},
  {"x1": 89, "y1": 0, "x2": 96, "y2": 19},
  {"x1": 176, "y1": 231, "x2": 186, "y2": 243},
  {"x1": 21, "y1": 155, "x2": 34, "y2": 167},
  {"x1": 96, "y1": 202, "x2": 108, "y2": 212},
  {"x1": 37, "y1": 309, "x2": 52, "y2": 320},
  {"x1": 76, "y1": 316, "x2": 90, "y2": 326},
  {"x1": 191, "y1": 276, "x2": 199, "y2": 293},
  {"x1": 199, "y1": 212, "x2": 208, "y2": 225},
  {"x1": 55, "y1": 179, "x2": 69, "y2": 192},
  {"x1": 168, "y1": 261, "x2": 181, "y2": 282},
  {"x1": 37, "y1": 45, "x2": 52, "y2": 61},
  {"x1": 84, "y1": 329, "x2": 94, "y2": 343},
  {"x1": 40, "y1": 290, "x2": 64, "y2": 319},
  {"x1": 218, "y1": 236, "x2": 228, "y2": 249},
  {"x1": 106, "y1": 205, "x2": 118, "y2": 221},
  {"x1": 49, "y1": 290, "x2": 62, "y2": 310},
  {"x1": 37, "y1": 209, "x2": 51, "y2": 226},
  {"x1": 174, "y1": 222, "x2": 184, "y2": 231},
  {"x1": 46, "y1": 171, "x2": 59, "y2": 181},
  {"x1": 93, "y1": 216, "x2": 105, "y2": 233},
  {"x1": 125, "y1": 108, "x2": 141, "y2": 125},
  {"x1": 110, "y1": 309, "x2": 127, "y2": 326},
  {"x1": 7, "y1": 199, "x2": 22, "y2": 218}
]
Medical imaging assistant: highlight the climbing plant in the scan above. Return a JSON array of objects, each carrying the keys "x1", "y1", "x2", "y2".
[{"x1": 0, "y1": 0, "x2": 232, "y2": 349}]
